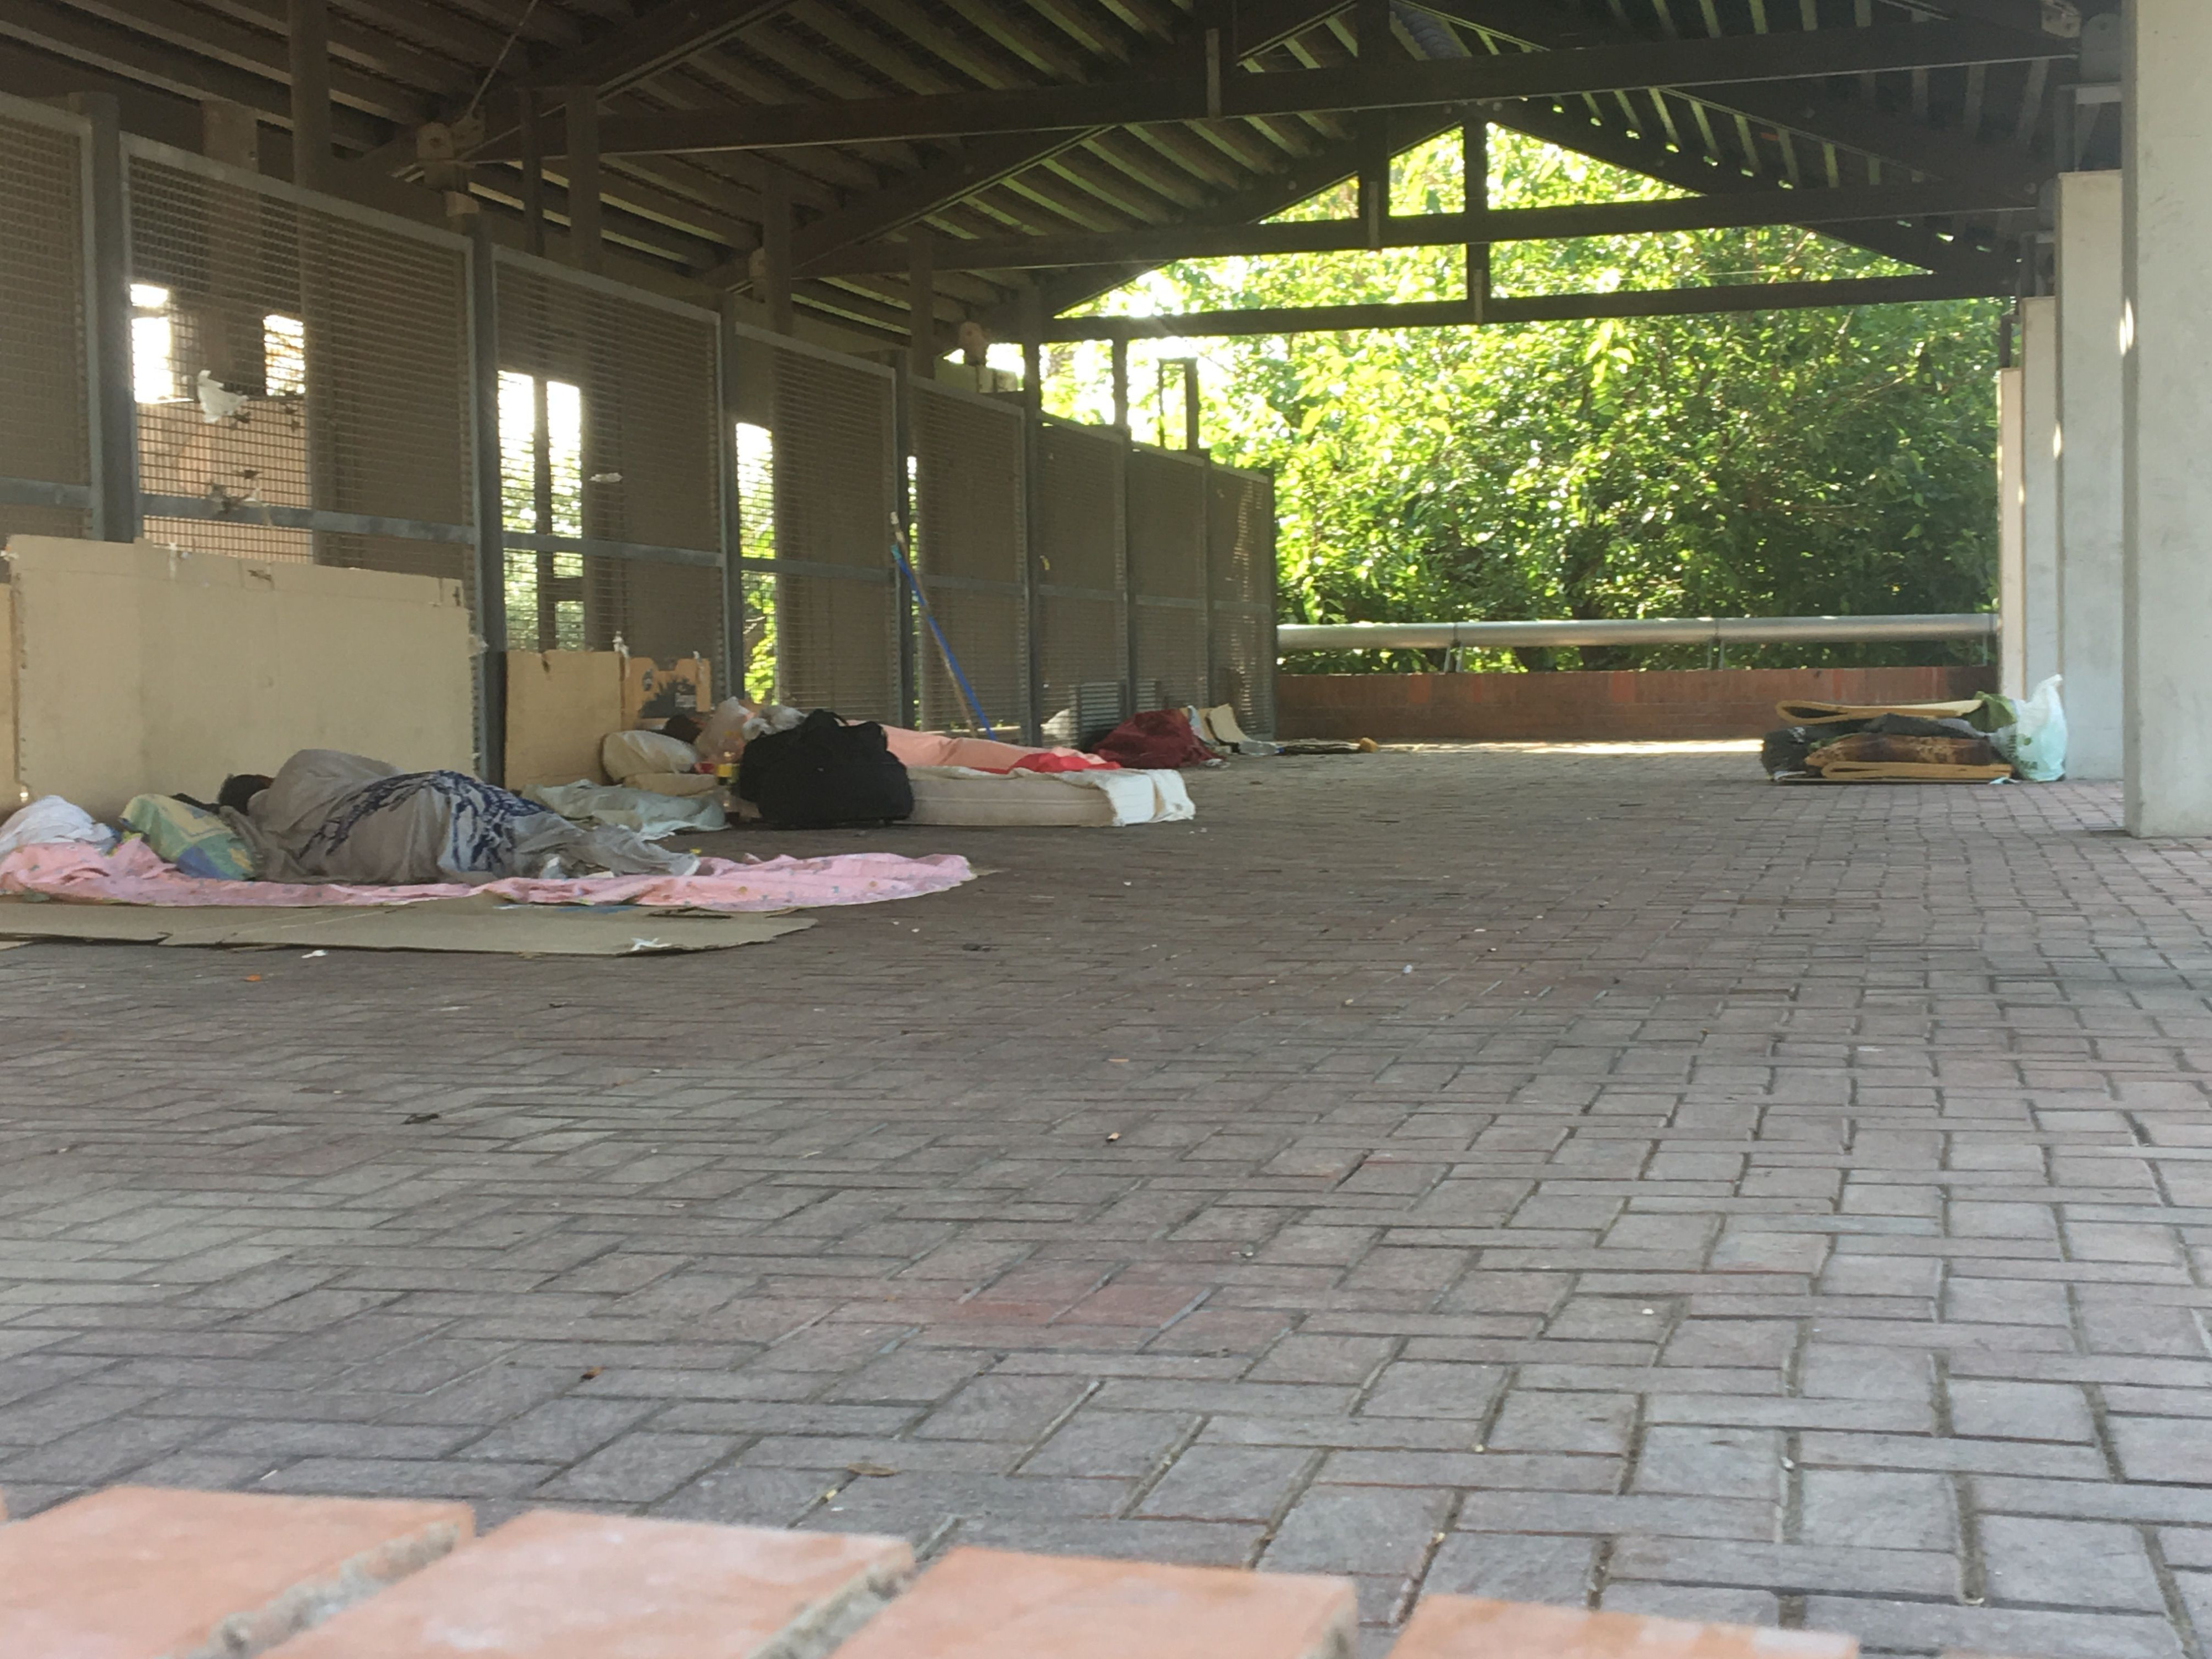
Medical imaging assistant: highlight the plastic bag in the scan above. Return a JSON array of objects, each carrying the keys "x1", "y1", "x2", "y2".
[
  {"x1": 2004, "y1": 674, "x2": 2068, "y2": 782},
  {"x1": 696, "y1": 697, "x2": 753, "y2": 765},
  {"x1": 0, "y1": 796, "x2": 117, "y2": 860}
]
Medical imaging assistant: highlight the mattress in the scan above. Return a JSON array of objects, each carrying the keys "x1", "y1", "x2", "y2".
[{"x1": 905, "y1": 767, "x2": 1194, "y2": 827}]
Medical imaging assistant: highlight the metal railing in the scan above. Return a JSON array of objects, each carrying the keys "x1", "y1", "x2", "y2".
[{"x1": 1279, "y1": 613, "x2": 1998, "y2": 651}]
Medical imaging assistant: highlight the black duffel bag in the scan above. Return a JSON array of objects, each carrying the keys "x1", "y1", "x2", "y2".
[{"x1": 737, "y1": 709, "x2": 914, "y2": 828}]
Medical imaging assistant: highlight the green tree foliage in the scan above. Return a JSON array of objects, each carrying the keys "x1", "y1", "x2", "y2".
[{"x1": 1052, "y1": 131, "x2": 2003, "y2": 672}]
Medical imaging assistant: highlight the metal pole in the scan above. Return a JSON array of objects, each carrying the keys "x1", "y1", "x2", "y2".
[
  {"x1": 894, "y1": 372, "x2": 919, "y2": 729},
  {"x1": 907, "y1": 227, "x2": 935, "y2": 378},
  {"x1": 518, "y1": 90, "x2": 546, "y2": 259},
  {"x1": 1019, "y1": 287, "x2": 1044, "y2": 416},
  {"x1": 286, "y1": 0, "x2": 331, "y2": 193},
  {"x1": 1017, "y1": 285, "x2": 1045, "y2": 738},
  {"x1": 1110, "y1": 336, "x2": 1129, "y2": 429},
  {"x1": 1200, "y1": 453, "x2": 1218, "y2": 707},
  {"x1": 564, "y1": 87, "x2": 602, "y2": 274},
  {"x1": 761, "y1": 176, "x2": 794, "y2": 335},
  {"x1": 716, "y1": 294, "x2": 746, "y2": 706},
  {"x1": 1181, "y1": 357, "x2": 1200, "y2": 453},
  {"x1": 1119, "y1": 428, "x2": 1139, "y2": 715},
  {"x1": 76, "y1": 92, "x2": 137, "y2": 544},
  {"x1": 1356, "y1": 0, "x2": 1391, "y2": 251},
  {"x1": 1021, "y1": 401, "x2": 1044, "y2": 744},
  {"x1": 467, "y1": 221, "x2": 509, "y2": 782},
  {"x1": 532, "y1": 375, "x2": 554, "y2": 650},
  {"x1": 1463, "y1": 112, "x2": 1491, "y2": 324}
]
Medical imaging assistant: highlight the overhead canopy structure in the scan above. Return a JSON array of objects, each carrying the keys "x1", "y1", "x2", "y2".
[{"x1": 1, "y1": 0, "x2": 2101, "y2": 350}]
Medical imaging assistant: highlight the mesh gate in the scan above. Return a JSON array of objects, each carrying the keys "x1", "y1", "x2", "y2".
[
  {"x1": 1209, "y1": 465, "x2": 1278, "y2": 737},
  {"x1": 1034, "y1": 419, "x2": 1129, "y2": 745},
  {"x1": 729, "y1": 324, "x2": 901, "y2": 722},
  {"x1": 1126, "y1": 445, "x2": 1209, "y2": 712},
  {"x1": 0, "y1": 96, "x2": 93, "y2": 544},
  {"x1": 909, "y1": 380, "x2": 1027, "y2": 736},
  {"x1": 124, "y1": 140, "x2": 474, "y2": 590},
  {"x1": 493, "y1": 248, "x2": 722, "y2": 667}
]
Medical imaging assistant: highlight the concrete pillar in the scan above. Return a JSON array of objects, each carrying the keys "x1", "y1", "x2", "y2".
[
  {"x1": 2056, "y1": 170, "x2": 2126, "y2": 780},
  {"x1": 2020, "y1": 295, "x2": 2061, "y2": 692},
  {"x1": 2122, "y1": 0, "x2": 2212, "y2": 834},
  {"x1": 1996, "y1": 364, "x2": 2026, "y2": 700}
]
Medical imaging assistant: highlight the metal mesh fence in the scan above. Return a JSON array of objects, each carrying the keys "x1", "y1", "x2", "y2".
[
  {"x1": 0, "y1": 100, "x2": 92, "y2": 544},
  {"x1": 728, "y1": 325, "x2": 901, "y2": 722},
  {"x1": 1034, "y1": 418, "x2": 1128, "y2": 745},
  {"x1": 125, "y1": 143, "x2": 472, "y2": 593},
  {"x1": 1209, "y1": 465, "x2": 1278, "y2": 735},
  {"x1": 910, "y1": 381, "x2": 1027, "y2": 736},
  {"x1": 493, "y1": 249, "x2": 723, "y2": 667},
  {"x1": 1127, "y1": 445, "x2": 1209, "y2": 712}
]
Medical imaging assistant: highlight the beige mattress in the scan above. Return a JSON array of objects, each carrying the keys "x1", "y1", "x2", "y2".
[{"x1": 905, "y1": 766, "x2": 1193, "y2": 827}]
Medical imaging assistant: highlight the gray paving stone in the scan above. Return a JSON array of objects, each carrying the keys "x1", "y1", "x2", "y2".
[
  {"x1": 3, "y1": 753, "x2": 2211, "y2": 1658},
  {"x1": 1799, "y1": 1469, "x2": 1958, "y2": 1552},
  {"x1": 1979, "y1": 1515, "x2": 2166, "y2": 1613},
  {"x1": 1422, "y1": 1532, "x2": 1597, "y2": 1605},
  {"x1": 1947, "y1": 1378, "x2": 2098, "y2": 1443},
  {"x1": 1136, "y1": 1444, "x2": 1313, "y2": 1522}
]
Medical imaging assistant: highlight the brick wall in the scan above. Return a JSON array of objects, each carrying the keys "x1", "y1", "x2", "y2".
[{"x1": 1277, "y1": 665, "x2": 1998, "y2": 743}]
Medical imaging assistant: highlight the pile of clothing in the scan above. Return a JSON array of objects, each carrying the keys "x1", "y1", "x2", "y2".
[
  {"x1": 617, "y1": 698, "x2": 1194, "y2": 830},
  {"x1": 1760, "y1": 676, "x2": 2067, "y2": 785},
  {"x1": 0, "y1": 755, "x2": 977, "y2": 913}
]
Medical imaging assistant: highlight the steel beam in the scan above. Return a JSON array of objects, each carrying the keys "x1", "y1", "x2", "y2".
[
  {"x1": 1041, "y1": 271, "x2": 2008, "y2": 337},
  {"x1": 491, "y1": 22, "x2": 2066, "y2": 158},
  {"x1": 813, "y1": 181, "x2": 2025, "y2": 274}
]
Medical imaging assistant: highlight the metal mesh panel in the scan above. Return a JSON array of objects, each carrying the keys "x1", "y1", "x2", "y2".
[
  {"x1": 126, "y1": 147, "x2": 472, "y2": 573},
  {"x1": 1128, "y1": 446, "x2": 1208, "y2": 711},
  {"x1": 1209, "y1": 466, "x2": 1277, "y2": 736},
  {"x1": 0, "y1": 103, "x2": 91, "y2": 544},
  {"x1": 1034, "y1": 419, "x2": 1128, "y2": 744},
  {"x1": 1127, "y1": 446, "x2": 1207, "y2": 602},
  {"x1": 765, "y1": 339, "x2": 900, "y2": 721},
  {"x1": 493, "y1": 252, "x2": 722, "y2": 666},
  {"x1": 911, "y1": 382, "x2": 1027, "y2": 735}
]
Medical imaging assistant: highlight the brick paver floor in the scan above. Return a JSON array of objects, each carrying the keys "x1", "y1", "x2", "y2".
[{"x1": 4, "y1": 742, "x2": 2211, "y2": 1658}]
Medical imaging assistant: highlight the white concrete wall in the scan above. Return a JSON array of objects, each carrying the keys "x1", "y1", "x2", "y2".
[
  {"x1": 1997, "y1": 366, "x2": 2027, "y2": 701},
  {"x1": 2122, "y1": 1, "x2": 2212, "y2": 834},
  {"x1": 2020, "y1": 295, "x2": 2062, "y2": 693},
  {"x1": 2057, "y1": 170, "x2": 2126, "y2": 781},
  {"x1": 5, "y1": 538, "x2": 475, "y2": 820}
]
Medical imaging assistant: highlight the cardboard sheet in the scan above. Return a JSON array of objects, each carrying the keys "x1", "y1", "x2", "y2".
[
  {"x1": 0, "y1": 896, "x2": 811, "y2": 955},
  {"x1": 1773, "y1": 696, "x2": 1984, "y2": 728}
]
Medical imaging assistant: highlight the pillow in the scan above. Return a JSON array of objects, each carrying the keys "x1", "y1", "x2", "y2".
[{"x1": 602, "y1": 728, "x2": 701, "y2": 783}]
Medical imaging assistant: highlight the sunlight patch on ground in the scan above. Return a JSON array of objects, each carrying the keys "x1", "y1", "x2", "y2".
[{"x1": 1384, "y1": 740, "x2": 1761, "y2": 755}]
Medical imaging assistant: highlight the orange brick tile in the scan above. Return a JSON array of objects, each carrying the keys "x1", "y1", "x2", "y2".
[
  {"x1": 0, "y1": 1485, "x2": 470, "y2": 1659},
  {"x1": 825, "y1": 1546, "x2": 1356, "y2": 1659},
  {"x1": 1390, "y1": 1598, "x2": 1857, "y2": 1659},
  {"x1": 260, "y1": 1509, "x2": 912, "y2": 1659}
]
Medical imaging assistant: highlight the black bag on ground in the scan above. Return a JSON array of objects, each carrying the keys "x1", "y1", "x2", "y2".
[{"x1": 737, "y1": 709, "x2": 914, "y2": 828}]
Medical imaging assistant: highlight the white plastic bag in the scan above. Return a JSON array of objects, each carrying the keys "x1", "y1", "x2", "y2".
[
  {"x1": 2008, "y1": 674, "x2": 2068, "y2": 781},
  {"x1": 0, "y1": 796, "x2": 118, "y2": 859}
]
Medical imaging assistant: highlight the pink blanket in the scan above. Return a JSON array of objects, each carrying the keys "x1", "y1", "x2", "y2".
[
  {"x1": 881, "y1": 729, "x2": 1110, "y2": 772},
  {"x1": 0, "y1": 838, "x2": 974, "y2": 912}
]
